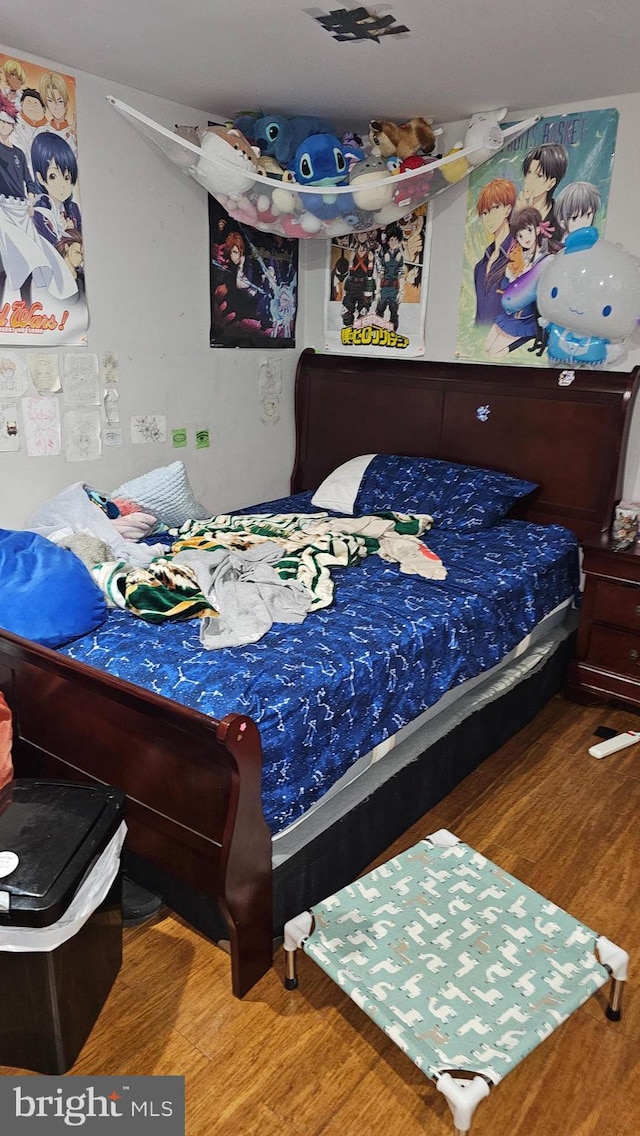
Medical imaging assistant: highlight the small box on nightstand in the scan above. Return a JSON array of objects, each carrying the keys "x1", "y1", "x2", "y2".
[{"x1": 612, "y1": 501, "x2": 640, "y2": 550}]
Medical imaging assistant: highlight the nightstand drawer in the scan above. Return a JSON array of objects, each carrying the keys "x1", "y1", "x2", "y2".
[
  {"x1": 588, "y1": 624, "x2": 640, "y2": 679},
  {"x1": 592, "y1": 578, "x2": 640, "y2": 631}
]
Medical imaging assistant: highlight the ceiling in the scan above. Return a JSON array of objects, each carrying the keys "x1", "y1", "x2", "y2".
[{"x1": 3, "y1": 1, "x2": 639, "y2": 130}]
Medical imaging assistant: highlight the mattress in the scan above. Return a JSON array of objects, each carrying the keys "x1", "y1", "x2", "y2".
[
  {"x1": 60, "y1": 494, "x2": 580, "y2": 836},
  {"x1": 272, "y1": 609, "x2": 577, "y2": 866},
  {"x1": 272, "y1": 598, "x2": 575, "y2": 853}
]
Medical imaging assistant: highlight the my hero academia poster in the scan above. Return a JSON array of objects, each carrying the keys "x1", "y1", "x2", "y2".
[
  {"x1": 456, "y1": 108, "x2": 619, "y2": 367},
  {"x1": 324, "y1": 206, "x2": 432, "y2": 356},
  {"x1": 0, "y1": 53, "x2": 87, "y2": 346},
  {"x1": 209, "y1": 195, "x2": 298, "y2": 348}
]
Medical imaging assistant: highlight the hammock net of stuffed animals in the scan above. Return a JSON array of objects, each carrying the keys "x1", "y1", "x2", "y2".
[{"x1": 108, "y1": 97, "x2": 539, "y2": 240}]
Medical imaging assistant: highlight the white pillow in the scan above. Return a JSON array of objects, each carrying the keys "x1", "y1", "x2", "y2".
[
  {"x1": 111, "y1": 461, "x2": 209, "y2": 528},
  {"x1": 311, "y1": 454, "x2": 376, "y2": 514}
]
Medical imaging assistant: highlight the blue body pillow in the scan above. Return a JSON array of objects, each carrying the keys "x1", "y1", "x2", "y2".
[{"x1": 0, "y1": 529, "x2": 107, "y2": 649}]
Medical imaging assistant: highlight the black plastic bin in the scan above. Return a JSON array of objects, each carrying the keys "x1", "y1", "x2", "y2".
[{"x1": 0, "y1": 779, "x2": 125, "y2": 1074}]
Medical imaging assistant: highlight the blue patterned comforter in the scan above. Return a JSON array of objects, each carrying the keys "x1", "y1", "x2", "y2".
[{"x1": 60, "y1": 493, "x2": 579, "y2": 835}]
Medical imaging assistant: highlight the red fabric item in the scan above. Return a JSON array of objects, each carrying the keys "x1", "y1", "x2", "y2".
[
  {"x1": 0, "y1": 693, "x2": 13, "y2": 790},
  {"x1": 113, "y1": 496, "x2": 144, "y2": 516}
]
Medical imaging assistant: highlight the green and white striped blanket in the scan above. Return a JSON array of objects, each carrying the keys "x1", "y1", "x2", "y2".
[{"x1": 92, "y1": 511, "x2": 444, "y2": 624}]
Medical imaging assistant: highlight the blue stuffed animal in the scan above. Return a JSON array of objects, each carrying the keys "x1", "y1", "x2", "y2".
[
  {"x1": 233, "y1": 113, "x2": 262, "y2": 144},
  {"x1": 254, "y1": 114, "x2": 332, "y2": 166},
  {"x1": 294, "y1": 133, "x2": 348, "y2": 185},
  {"x1": 293, "y1": 133, "x2": 354, "y2": 222}
]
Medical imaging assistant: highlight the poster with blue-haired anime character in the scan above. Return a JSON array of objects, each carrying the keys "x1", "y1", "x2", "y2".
[
  {"x1": 0, "y1": 52, "x2": 87, "y2": 345},
  {"x1": 456, "y1": 108, "x2": 619, "y2": 367}
]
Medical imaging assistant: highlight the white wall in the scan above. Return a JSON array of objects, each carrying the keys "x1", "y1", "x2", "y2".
[
  {"x1": 301, "y1": 92, "x2": 640, "y2": 502},
  {"x1": 4, "y1": 52, "x2": 640, "y2": 529},
  {"x1": 0, "y1": 43, "x2": 298, "y2": 528}
]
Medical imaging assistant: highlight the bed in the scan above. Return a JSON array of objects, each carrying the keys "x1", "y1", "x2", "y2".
[{"x1": 0, "y1": 349, "x2": 637, "y2": 999}]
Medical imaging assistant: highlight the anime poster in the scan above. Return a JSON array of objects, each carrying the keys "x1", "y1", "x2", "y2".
[
  {"x1": 209, "y1": 196, "x2": 298, "y2": 348},
  {"x1": 324, "y1": 206, "x2": 431, "y2": 356},
  {"x1": 456, "y1": 108, "x2": 619, "y2": 367},
  {"x1": 0, "y1": 53, "x2": 87, "y2": 347}
]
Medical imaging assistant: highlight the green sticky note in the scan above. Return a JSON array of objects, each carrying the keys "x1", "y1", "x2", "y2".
[
  {"x1": 195, "y1": 428, "x2": 210, "y2": 450},
  {"x1": 172, "y1": 428, "x2": 187, "y2": 449}
]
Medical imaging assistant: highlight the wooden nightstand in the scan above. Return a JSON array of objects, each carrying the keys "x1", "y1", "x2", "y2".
[{"x1": 567, "y1": 536, "x2": 640, "y2": 709}]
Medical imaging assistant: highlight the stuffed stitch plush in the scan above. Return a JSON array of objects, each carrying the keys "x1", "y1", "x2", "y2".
[
  {"x1": 294, "y1": 133, "x2": 349, "y2": 186},
  {"x1": 233, "y1": 112, "x2": 262, "y2": 144},
  {"x1": 293, "y1": 133, "x2": 353, "y2": 223},
  {"x1": 254, "y1": 113, "x2": 332, "y2": 167}
]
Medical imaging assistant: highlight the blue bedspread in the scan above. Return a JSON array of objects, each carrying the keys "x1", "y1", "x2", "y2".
[{"x1": 60, "y1": 493, "x2": 579, "y2": 835}]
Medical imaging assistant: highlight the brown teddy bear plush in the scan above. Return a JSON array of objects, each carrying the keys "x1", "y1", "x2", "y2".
[{"x1": 369, "y1": 117, "x2": 441, "y2": 161}]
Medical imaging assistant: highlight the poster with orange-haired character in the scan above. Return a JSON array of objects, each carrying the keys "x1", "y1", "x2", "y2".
[
  {"x1": 0, "y1": 52, "x2": 87, "y2": 345},
  {"x1": 209, "y1": 194, "x2": 298, "y2": 348},
  {"x1": 456, "y1": 108, "x2": 618, "y2": 366}
]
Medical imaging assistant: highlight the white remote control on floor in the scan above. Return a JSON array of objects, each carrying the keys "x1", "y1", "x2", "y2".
[{"x1": 588, "y1": 730, "x2": 640, "y2": 759}]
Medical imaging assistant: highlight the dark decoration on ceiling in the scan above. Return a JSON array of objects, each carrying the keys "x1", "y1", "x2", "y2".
[{"x1": 310, "y1": 6, "x2": 410, "y2": 43}]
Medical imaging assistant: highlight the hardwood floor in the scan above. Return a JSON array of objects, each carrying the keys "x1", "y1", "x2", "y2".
[{"x1": 3, "y1": 693, "x2": 639, "y2": 1134}]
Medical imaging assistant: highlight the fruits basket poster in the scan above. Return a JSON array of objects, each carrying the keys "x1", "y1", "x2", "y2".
[{"x1": 456, "y1": 108, "x2": 619, "y2": 367}]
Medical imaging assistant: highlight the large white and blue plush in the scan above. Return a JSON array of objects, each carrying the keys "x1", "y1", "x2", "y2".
[{"x1": 537, "y1": 226, "x2": 640, "y2": 366}]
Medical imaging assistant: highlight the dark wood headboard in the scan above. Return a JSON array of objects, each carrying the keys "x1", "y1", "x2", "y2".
[{"x1": 292, "y1": 350, "x2": 640, "y2": 542}]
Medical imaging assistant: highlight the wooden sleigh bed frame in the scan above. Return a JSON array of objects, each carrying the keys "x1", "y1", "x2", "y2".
[{"x1": 0, "y1": 349, "x2": 637, "y2": 998}]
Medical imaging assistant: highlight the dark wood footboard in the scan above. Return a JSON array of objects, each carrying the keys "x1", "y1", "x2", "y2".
[{"x1": 0, "y1": 629, "x2": 273, "y2": 998}]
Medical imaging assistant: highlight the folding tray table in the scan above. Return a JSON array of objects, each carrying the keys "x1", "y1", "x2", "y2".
[{"x1": 283, "y1": 829, "x2": 629, "y2": 1134}]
